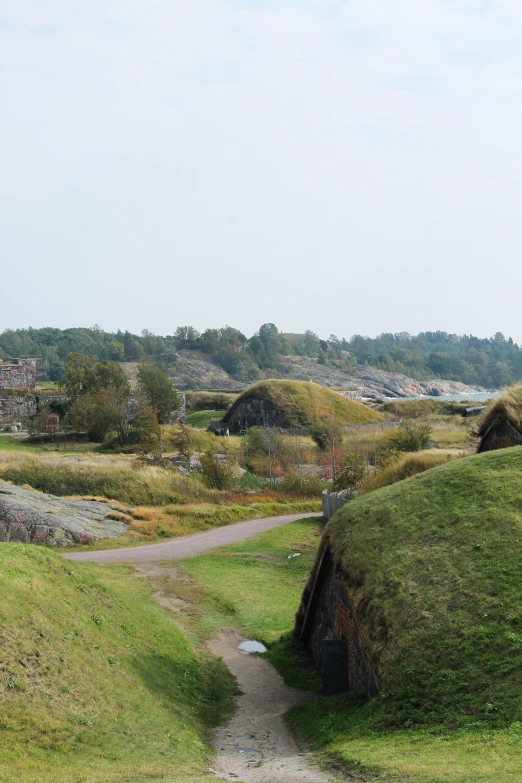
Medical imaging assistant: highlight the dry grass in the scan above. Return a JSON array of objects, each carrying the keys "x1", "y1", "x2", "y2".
[
  {"x1": 0, "y1": 450, "x2": 321, "y2": 546},
  {"x1": 360, "y1": 450, "x2": 460, "y2": 493},
  {"x1": 476, "y1": 384, "x2": 522, "y2": 437}
]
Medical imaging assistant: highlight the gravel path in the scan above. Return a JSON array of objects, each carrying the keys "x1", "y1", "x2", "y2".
[
  {"x1": 63, "y1": 513, "x2": 322, "y2": 563},
  {"x1": 210, "y1": 629, "x2": 332, "y2": 783}
]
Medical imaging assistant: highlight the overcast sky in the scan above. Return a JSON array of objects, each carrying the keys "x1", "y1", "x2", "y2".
[{"x1": 2, "y1": 1, "x2": 522, "y2": 341}]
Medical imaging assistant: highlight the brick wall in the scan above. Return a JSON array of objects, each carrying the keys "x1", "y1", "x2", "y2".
[{"x1": 297, "y1": 547, "x2": 378, "y2": 696}]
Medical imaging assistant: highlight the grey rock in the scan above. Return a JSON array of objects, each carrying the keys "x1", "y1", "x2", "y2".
[{"x1": 0, "y1": 480, "x2": 128, "y2": 546}]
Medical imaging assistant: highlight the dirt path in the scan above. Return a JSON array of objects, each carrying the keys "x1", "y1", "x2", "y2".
[
  {"x1": 209, "y1": 629, "x2": 331, "y2": 783},
  {"x1": 63, "y1": 513, "x2": 322, "y2": 563},
  {"x1": 66, "y1": 514, "x2": 330, "y2": 782}
]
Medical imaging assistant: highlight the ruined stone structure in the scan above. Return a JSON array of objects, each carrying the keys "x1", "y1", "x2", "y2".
[
  {"x1": 0, "y1": 392, "x2": 67, "y2": 425},
  {"x1": 0, "y1": 359, "x2": 37, "y2": 390},
  {"x1": 295, "y1": 542, "x2": 378, "y2": 697}
]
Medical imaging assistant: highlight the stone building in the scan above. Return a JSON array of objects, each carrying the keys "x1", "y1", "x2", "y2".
[
  {"x1": 294, "y1": 541, "x2": 379, "y2": 697},
  {"x1": 0, "y1": 359, "x2": 37, "y2": 390}
]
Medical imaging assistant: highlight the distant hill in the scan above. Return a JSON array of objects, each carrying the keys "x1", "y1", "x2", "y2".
[
  {"x1": 221, "y1": 380, "x2": 381, "y2": 429},
  {"x1": 0, "y1": 324, "x2": 518, "y2": 390}
]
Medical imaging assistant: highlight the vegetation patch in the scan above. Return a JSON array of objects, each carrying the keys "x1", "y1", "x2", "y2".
[
  {"x1": 359, "y1": 450, "x2": 458, "y2": 493},
  {"x1": 0, "y1": 544, "x2": 236, "y2": 783},
  {"x1": 185, "y1": 409, "x2": 226, "y2": 429}
]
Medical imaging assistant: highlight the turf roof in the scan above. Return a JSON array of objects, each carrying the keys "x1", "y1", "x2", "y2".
[{"x1": 221, "y1": 380, "x2": 380, "y2": 428}]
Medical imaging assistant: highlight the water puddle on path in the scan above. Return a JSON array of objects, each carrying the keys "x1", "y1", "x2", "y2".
[{"x1": 238, "y1": 640, "x2": 267, "y2": 654}]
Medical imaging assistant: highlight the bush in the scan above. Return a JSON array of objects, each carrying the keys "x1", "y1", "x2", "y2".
[
  {"x1": 332, "y1": 452, "x2": 367, "y2": 492},
  {"x1": 279, "y1": 473, "x2": 325, "y2": 496},
  {"x1": 388, "y1": 421, "x2": 433, "y2": 452},
  {"x1": 200, "y1": 450, "x2": 236, "y2": 490}
]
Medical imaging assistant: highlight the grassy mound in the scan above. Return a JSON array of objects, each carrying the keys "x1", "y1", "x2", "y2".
[
  {"x1": 0, "y1": 545, "x2": 234, "y2": 782},
  {"x1": 222, "y1": 380, "x2": 380, "y2": 428},
  {"x1": 322, "y1": 446, "x2": 522, "y2": 729},
  {"x1": 360, "y1": 450, "x2": 458, "y2": 493}
]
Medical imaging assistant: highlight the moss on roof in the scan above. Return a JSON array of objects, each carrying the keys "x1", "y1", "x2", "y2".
[
  {"x1": 221, "y1": 380, "x2": 381, "y2": 428},
  {"x1": 476, "y1": 385, "x2": 522, "y2": 438},
  {"x1": 304, "y1": 447, "x2": 522, "y2": 728}
]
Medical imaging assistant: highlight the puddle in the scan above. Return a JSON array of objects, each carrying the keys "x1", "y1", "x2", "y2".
[{"x1": 238, "y1": 640, "x2": 267, "y2": 654}]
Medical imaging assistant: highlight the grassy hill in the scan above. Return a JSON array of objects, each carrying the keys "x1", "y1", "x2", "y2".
[
  {"x1": 222, "y1": 380, "x2": 381, "y2": 428},
  {"x1": 308, "y1": 446, "x2": 522, "y2": 729},
  {"x1": 0, "y1": 545, "x2": 234, "y2": 783}
]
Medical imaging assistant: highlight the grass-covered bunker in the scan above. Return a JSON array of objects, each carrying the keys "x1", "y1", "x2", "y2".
[
  {"x1": 221, "y1": 380, "x2": 380, "y2": 432},
  {"x1": 477, "y1": 385, "x2": 522, "y2": 453},
  {"x1": 295, "y1": 447, "x2": 522, "y2": 727}
]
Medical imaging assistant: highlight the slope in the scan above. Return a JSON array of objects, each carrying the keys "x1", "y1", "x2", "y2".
[{"x1": 0, "y1": 544, "x2": 234, "y2": 783}]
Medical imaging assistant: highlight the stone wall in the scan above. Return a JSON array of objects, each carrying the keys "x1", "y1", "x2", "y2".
[
  {"x1": 295, "y1": 544, "x2": 378, "y2": 697},
  {"x1": 0, "y1": 393, "x2": 67, "y2": 425},
  {"x1": 225, "y1": 398, "x2": 284, "y2": 432},
  {"x1": 0, "y1": 360, "x2": 37, "y2": 390}
]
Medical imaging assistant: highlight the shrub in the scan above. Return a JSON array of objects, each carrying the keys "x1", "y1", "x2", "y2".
[
  {"x1": 388, "y1": 421, "x2": 433, "y2": 452},
  {"x1": 279, "y1": 473, "x2": 325, "y2": 496},
  {"x1": 200, "y1": 450, "x2": 236, "y2": 490},
  {"x1": 332, "y1": 452, "x2": 367, "y2": 492}
]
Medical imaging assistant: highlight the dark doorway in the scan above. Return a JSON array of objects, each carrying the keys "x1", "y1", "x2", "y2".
[{"x1": 321, "y1": 639, "x2": 349, "y2": 696}]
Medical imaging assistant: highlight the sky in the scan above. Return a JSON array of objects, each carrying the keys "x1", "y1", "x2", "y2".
[{"x1": 2, "y1": 0, "x2": 522, "y2": 342}]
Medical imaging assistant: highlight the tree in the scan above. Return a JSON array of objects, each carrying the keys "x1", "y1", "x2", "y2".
[
  {"x1": 31, "y1": 410, "x2": 60, "y2": 441},
  {"x1": 171, "y1": 424, "x2": 193, "y2": 468},
  {"x1": 109, "y1": 341, "x2": 124, "y2": 361},
  {"x1": 242, "y1": 426, "x2": 286, "y2": 487},
  {"x1": 137, "y1": 363, "x2": 179, "y2": 424},
  {"x1": 68, "y1": 388, "x2": 158, "y2": 446},
  {"x1": 310, "y1": 417, "x2": 344, "y2": 482},
  {"x1": 59, "y1": 353, "x2": 129, "y2": 400}
]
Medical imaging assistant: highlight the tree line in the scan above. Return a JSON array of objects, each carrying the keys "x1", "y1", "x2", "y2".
[{"x1": 1, "y1": 324, "x2": 520, "y2": 388}]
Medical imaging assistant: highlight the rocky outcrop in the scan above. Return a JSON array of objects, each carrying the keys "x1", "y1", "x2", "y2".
[
  {"x1": 277, "y1": 358, "x2": 488, "y2": 399},
  {"x1": 0, "y1": 481, "x2": 128, "y2": 545}
]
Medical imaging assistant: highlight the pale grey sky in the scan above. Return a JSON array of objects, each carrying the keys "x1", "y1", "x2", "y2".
[{"x1": 2, "y1": 1, "x2": 522, "y2": 340}]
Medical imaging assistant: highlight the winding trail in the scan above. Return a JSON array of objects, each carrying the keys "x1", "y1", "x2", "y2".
[
  {"x1": 64, "y1": 512, "x2": 331, "y2": 782},
  {"x1": 63, "y1": 512, "x2": 322, "y2": 563},
  {"x1": 210, "y1": 629, "x2": 332, "y2": 783}
]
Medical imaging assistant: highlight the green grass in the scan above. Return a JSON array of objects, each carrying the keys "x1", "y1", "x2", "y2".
[
  {"x1": 0, "y1": 544, "x2": 236, "y2": 783},
  {"x1": 175, "y1": 491, "x2": 522, "y2": 783},
  {"x1": 185, "y1": 409, "x2": 226, "y2": 429},
  {"x1": 285, "y1": 446, "x2": 522, "y2": 782},
  {"x1": 0, "y1": 435, "x2": 95, "y2": 455},
  {"x1": 288, "y1": 701, "x2": 522, "y2": 783},
  {"x1": 223, "y1": 380, "x2": 381, "y2": 428},
  {"x1": 323, "y1": 446, "x2": 522, "y2": 729},
  {"x1": 182, "y1": 518, "x2": 323, "y2": 691}
]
